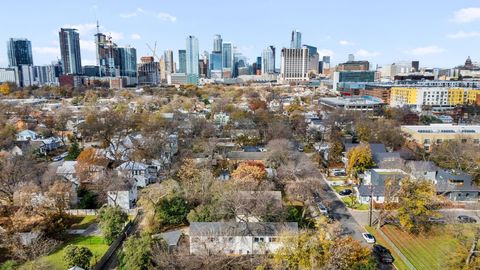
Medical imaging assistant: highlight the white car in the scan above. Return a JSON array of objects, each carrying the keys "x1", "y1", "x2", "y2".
[{"x1": 362, "y1": 233, "x2": 376, "y2": 244}]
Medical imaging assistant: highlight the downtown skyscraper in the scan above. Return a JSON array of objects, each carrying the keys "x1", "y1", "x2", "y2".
[
  {"x1": 59, "y1": 28, "x2": 82, "y2": 75},
  {"x1": 7, "y1": 38, "x2": 33, "y2": 67},
  {"x1": 213, "y1": 34, "x2": 222, "y2": 53},
  {"x1": 178, "y1": 49, "x2": 186, "y2": 73},
  {"x1": 290, "y1": 30, "x2": 302, "y2": 49},
  {"x1": 164, "y1": 50, "x2": 174, "y2": 74},
  {"x1": 185, "y1": 35, "x2": 199, "y2": 84},
  {"x1": 262, "y1": 45, "x2": 276, "y2": 74}
]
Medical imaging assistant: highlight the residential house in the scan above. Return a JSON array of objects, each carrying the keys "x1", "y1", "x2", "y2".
[
  {"x1": 435, "y1": 170, "x2": 480, "y2": 202},
  {"x1": 116, "y1": 161, "x2": 158, "y2": 187},
  {"x1": 189, "y1": 222, "x2": 298, "y2": 255},
  {"x1": 107, "y1": 182, "x2": 137, "y2": 210},
  {"x1": 16, "y1": 130, "x2": 39, "y2": 141},
  {"x1": 56, "y1": 161, "x2": 78, "y2": 185},
  {"x1": 357, "y1": 169, "x2": 411, "y2": 204}
]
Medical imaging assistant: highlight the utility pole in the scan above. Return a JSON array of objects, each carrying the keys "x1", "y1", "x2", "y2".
[{"x1": 368, "y1": 185, "x2": 373, "y2": 227}]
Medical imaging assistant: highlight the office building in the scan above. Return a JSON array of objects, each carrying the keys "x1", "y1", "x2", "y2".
[
  {"x1": 412, "y1": 61, "x2": 420, "y2": 72},
  {"x1": 20, "y1": 65, "x2": 36, "y2": 87},
  {"x1": 186, "y1": 35, "x2": 199, "y2": 84},
  {"x1": 332, "y1": 71, "x2": 375, "y2": 92},
  {"x1": 199, "y1": 53, "x2": 208, "y2": 78},
  {"x1": 222, "y1": 42, "x2": 233, "y2": 69},
  {"x1": 213, "y1": 34, "x2": 222, "y2": 52},
  {"x1": 319, "y1": 96, "x2": 385, "y2": 112},
  {"x1": 7, "y1": 38, "x2": 33, "y2": 67},
  {"x1": 0, "y1": 67, "x2": 19, "y2": 86},
  {"x1": 164, "y1": 50, "x2": 174, "y2": 74},
  {"x1": 290, "y1": 30, "x2": 302, "y2": 49},
  {"x1": 95, "y1": 29, "x2": 118, "y2": 77},
  {"x1": 34, "y1": 64, "x2": 59, "y2": 86},
  {"x1": 303, "y1": 45, "x2": 319, "y2": 74},
  {"x1": 118, "y1": 46, "x2": 137, "y2": 85},
  {"x1": 280, "y1": 48, "x2": 309, "y2": 82},
  {"x1": 390, "y1": 86, "x2": 480, "y2": 111},
  {"x1": 401, "y1": 124, "x2": 480, "y2": 152},
  {"x1": 262, "y1": 46, "x2": 276, "y2": 74},
  {"x1": 337, "y1": 60, "x2": 370, "y2": 71},
  {"x1": 59, "y1": 28, "x2": 82, "y2": 75},
  {"x1": 255, "y1": 57, "x2": 262, "y2": 75},
  {"x1": 178, "y1": 49, "x2": 186, "y2": 73},
  {"x1": 138, "y1": 56, "x2": 159, "y2": 85}
]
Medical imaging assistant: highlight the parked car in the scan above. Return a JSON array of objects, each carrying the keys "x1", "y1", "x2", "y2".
[
  {"x1": 338, "y1": 227, "x2": 354, "y2": 236},
  {"x1": 297, "y1": 146, "x2": 304, "y2": 152},
  {"x1": 317, "y1": 202, "x2": 329, "y2": 215},
  {"x1": 373, "y1": 244, "x2": 394, "y2": 264},
  {"x1": 52, "y1": 152, "x2": 68, "y2": 162},
  {"x1": 362, "y1": 233, "x2": 376, "y2": 244},
  {"x1": 457, "y1": 215, "x2": 477, "y2": 223},
  {"x1": 339, "y1": 189, "x2": 353, "y2": 196}
]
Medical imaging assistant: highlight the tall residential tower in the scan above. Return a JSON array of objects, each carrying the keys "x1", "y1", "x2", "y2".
[{"x1": 59, "y1": 28, "x2": 82, "y2": 75}]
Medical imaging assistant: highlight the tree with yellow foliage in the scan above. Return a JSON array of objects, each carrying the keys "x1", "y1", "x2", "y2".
[
  {"x1": 0, "y1": 83, "x2": 10, "y2": 95},
  {"x1": 346, "y1": 144, "x2": 375, "y2": 177}
]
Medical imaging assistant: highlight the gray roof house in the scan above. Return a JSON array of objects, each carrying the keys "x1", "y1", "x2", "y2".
[
  {"x1": 435, "y1": 170, "x2": 480, "y2": 202},
  {"x1": 189, "y1": 222, "x2": 298, "y2": 255}
]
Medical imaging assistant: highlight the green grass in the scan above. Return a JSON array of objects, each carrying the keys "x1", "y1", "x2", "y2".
[
  {"x1": 70, "y1": 215, "x2": 97, "y2": 230},
  {"x1": 365, "y1": 226, "x2": 409, "y2": 270},
  {"x1": 370, "y1": 224, "x2": 477, "y2": 270},
  {"x1": 341, "y1": 196, "x2": 368, "y2": 210},
  {"x1": 327, "y1": 176, "x2": 348, "y2": 182},
  {"x1": 331, "y1": 185, "x2": 350, "y2": 193},
  {"x1": 41, "y1": 235, "x2": 108, "y2": 270}
]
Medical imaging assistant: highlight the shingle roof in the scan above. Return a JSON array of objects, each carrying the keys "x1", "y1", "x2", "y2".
[{"x1": 189, "y1": 222, "x2": 298, "y2": 237}]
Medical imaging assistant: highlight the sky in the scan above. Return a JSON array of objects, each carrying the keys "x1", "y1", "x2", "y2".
[{"x1": 1, "y1": 0, "x2": 480, "y2": 69}]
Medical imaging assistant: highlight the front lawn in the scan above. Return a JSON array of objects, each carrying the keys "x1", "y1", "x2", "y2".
[
  {"x1": 41, "y1": 235, "x2": 108, "y2": 270},
  {"x1": 369, "y1": 224, "x2": 477, "y2": 270},
  {"x1": 341, "y1": 196, "x2": 368, "y2": 210},
  {"x1": 365, "y1": 226, "x2": 409, "y2": 270}
]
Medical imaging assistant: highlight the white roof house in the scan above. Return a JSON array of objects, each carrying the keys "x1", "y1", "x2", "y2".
[{"x1": 16, "y1": 130, "x2": 39, "y2": 141}]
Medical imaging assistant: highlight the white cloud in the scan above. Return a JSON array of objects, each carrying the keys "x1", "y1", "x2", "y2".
[
  {"x1": 339, "y1": 40, "x2": 355, "y2": 46},
  {"x1": 109, "y1": 31, "x2": 124, "y2": 40},
  {"x1": 404, "y1": 45, "x2": 445, "y2": 56},
  {"x1": 33, "y1": 47, "x2": 60, "y2": 55},
  {"x1": 355, "y1": 49, "x2": 381, "y2": 57},
  {"x1": 82, "y1": 59, "x2": 97, "y2": 66},
  {"x1": 317, "y1": 49, "x2": 334, "y2": 57},
  {"x1": 80, "y1": 40, "x2": 96, "y2": 52},
  {"x1": 130, "y1": 33, "x2": 141, "y2": 40},
  {"x1": 451, "y1": 7, "x2": 480, "y2": 24},
  {"x1": 63, "y1": 23, "x2": 97, "y2": 37},
  {"x1": 157, "y1": 12, "x2": 177, "y2": 22},
  {"x1": 120, "y1": 7, "x2": 146, "y2": 18},
  {"x1": 447, "y1": 31, "x2": 480, "y2": 39}
]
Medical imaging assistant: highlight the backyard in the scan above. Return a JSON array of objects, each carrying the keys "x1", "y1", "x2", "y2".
[
  {"x1": 367, "y1": 224, "x2": 477, "y2": 270},
  {"x1": 42, "y1": 235, "x2": 108, "y2": 270}
]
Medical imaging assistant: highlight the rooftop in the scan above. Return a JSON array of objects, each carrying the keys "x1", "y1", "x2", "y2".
[
  {"x1": 319, "y1": 96, "x2": 384, "y2": 106},
  {"x1": 401, "y1": 124, "x2": 480, "y2": 134},
  {"x1": 189, "y1": 222, "x2": 298, "y2": 237}
]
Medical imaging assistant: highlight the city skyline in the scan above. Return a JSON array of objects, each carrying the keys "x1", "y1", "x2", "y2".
[{"x1": 2, "y1": 1, "x2": 480, "y2": 68}]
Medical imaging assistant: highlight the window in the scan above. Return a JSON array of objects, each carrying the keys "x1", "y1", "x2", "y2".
[{"x1": 270, "y1": 237, "x2": 277, "y2": 242}]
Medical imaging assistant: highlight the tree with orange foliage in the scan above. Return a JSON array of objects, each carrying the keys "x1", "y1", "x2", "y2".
[
  {"x1": 231, "y1": 161, "x2": 268, "y2": 190},
  {"x1": 75, "y1": 147, "x2": 108, "y2": 183}
]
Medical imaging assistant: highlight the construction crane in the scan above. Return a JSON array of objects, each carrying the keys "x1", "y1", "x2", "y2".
[{"x1": 146, "y1": 41, "x2": 163, "y2": 83}]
